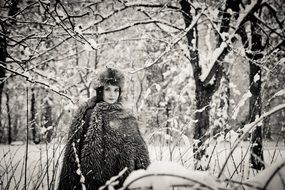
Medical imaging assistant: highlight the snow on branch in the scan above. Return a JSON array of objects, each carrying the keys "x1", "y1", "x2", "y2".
[
  {"x1": 121, "y1": 2, "x2": 180, "y2": 11},
  {"x1": 93, "y1": 19, "x2": 183, "y2": 36},
  {"x1": 201, "y1": 0, "x2": 262, "y2": 84},
  {"x1": 199, "y1": 42, "x2": 227, "y2": 82},
  {"x1": 268, "y1": 89, "x2": 285, "y2": 103},
  {"x1": 84, "y1": 2, "x2": 179, "y2": 28},
  {"x1": 231, "y1": 90, "x2": 252, "y2": 119},
  {"x1": 0, "y1": 63, "x2": 74, "y2": 103},
  {"x1": 193, "y1": 105, "x2": 210, "y2": 114},
  {"x1": 29, "y1": 36, "x2": 72, "y2": 62},
  {"x1": 235, "y1": 0, "x2": 262, "y2": 28}
]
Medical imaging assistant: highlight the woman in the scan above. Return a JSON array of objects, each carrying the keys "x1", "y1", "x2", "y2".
[{"x1": 58, "y1": 68, "x2": 150, "y2": 190}]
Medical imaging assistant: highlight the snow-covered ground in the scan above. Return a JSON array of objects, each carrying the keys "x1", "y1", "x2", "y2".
[
  {"x1": 149, "y1": 140, "x2": 285, "y2": 181},
  {"x1": 0, "y1": 141, "x2": 284, "y2": 189},
  {"x1": 0, "y1": 142, "x2": 64, "y2": 190}
]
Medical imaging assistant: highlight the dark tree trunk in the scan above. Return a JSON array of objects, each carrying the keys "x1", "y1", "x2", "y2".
[
  {"x1": 194, "y1": 82, "x2": 212, "y2": 140},
  {"x1": 165, "y1": 101, "x2": 171, "y2": 145},
  {"x1": 213, "y1": 0, "x2": 238, "y2": 137},
  {"x1": 0, "y1": 0, "x2": 19, "y2": 143},
  {"x1": 0, "y1": 35, "x2": 6, "y2": 100},
  {"x1": 5, "y1": 91, "x2": 12, "y2": 144},
  {"x1": 31, "y1": 87, "x2": 40, "y2": 144},
  {"x1": 193, "y1": 82, "x2": 212, "y2": 161},
  {"x1": 239, "y1": 14, "x2": 264, "y2": 170},
  {"x1": 0, "y1": 26, "x2": 7, "y2": 142},
  {"x1": 13, "y1": 116, "x2": 18, "y2": 140},
  {"x1": 180, "y1": 0, "x2": 239, "y2": 164},
  {"x1": 248, "y1": 21, "x2": 264, "y2": 170},
  {"x1": 222, "y1": 69, "x2": 230, "y2": 134},
  {"x1": 249, "y1": 62, "x2": 264, "y2": 170},
  {"x1": 42, "y1": 95, "x2": 53, "y2": 143},
  {"x1": 213, "y1": 64, "x2": 230, "y2": 137}
]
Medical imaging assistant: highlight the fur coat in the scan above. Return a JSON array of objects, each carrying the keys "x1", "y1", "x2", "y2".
[{"x1": 58, "y1": 98, "x2": 150, "y2": 190}]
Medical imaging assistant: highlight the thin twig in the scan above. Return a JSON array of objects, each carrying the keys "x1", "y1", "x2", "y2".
[
  {"x1": 263, "y1": 161, "x2": 285, "y2": 189},
  {"x1": 270, "y1": 132, "x2": 283, "y2": 164},
  {"x1": 24, "y1": 87, "x2": 29, "y2": 190},
  {"x1": 129, "y1": 11, "x2": 204, "y2": 74}
]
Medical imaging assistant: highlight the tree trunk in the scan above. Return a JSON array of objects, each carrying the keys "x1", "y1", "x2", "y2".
[
  {"x1": 13, "y1": 115, "x2": 18, "y2": 141},
  {"x1": 42, "y1": 95, "x2": 53, "y2": 143},
  {"x1": 248, "y1": 23, "x2": 264, "y2": 169},
  {"x1": 194, "y1": 82, "x2": 212, "y2": 140},
  {"x1": 5, "y1": 91, "x2": 12, "y2": 144},
  {"x1": 31, "y1": 87, "x2": 40, "y2": 144},
  {"x1": 240, "y1": 16, "x2": 264, "y2": 170},
  {"x1": 249, "y1": 62, "x2": 264, "y2": 170},
  {"x1": 0, "y1": 26, "x2": 7, "y2": 142},
  {"x1": 193, "y1": 82, "x2": 212, "y2": 161},
  {"x1": 165, "y1": 100, "x2": 171, "y2": 145},
  {"x1": 0, "y1": 35, "x2": 6, "y2": 98},
  {"x1": 221, "y1": 70, "x2": 230, "y2": 135},
  {"x1": 213, "y1": 64, "x2": 230, "y2": 137},
  {"x1": 180, "y1": 0, "x2": 237, "y2": 164},
  {"x1": 0, "y1": 0, "x2": 19, "y2": 143}
]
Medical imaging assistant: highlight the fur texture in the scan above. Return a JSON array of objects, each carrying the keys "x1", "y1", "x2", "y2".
[
  {"x1": 58, "y1": 99, "x2": 150, "y2": 190},
  {"x1": 93, "y1": 68, "x2": 125, "y2": 89}
]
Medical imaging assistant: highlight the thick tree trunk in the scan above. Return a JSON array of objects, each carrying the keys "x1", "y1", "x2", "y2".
[
  {"x1": 249, "y1": 26, "x2": 264, "y2": 170},
  {"x1": 180, "y1": 0, "x2": 237, "y2": 164},
  {"x1": 249, "y1": 63, "x2": 264, "y2": 170},
  {"x1": 236, "y1": 1, "x2": 264, "y2": 170},
  {"x1": 193, "y1": 82, "x2": 212, "y2": 161},
  {"x1": 194, "y1": 83, "x2": 212, "y2": 140}
]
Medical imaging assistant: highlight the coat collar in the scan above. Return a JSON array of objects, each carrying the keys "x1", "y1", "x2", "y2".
[
  {"x1": 94, "y1": 102, "x2": 132, "y2": 119},
  {"x1": 95, "y1": 102, "x2": 123, "y2": 111}
]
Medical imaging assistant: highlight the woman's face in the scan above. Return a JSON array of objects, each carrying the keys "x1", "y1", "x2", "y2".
[{"x1": 103, "y1": 84, "x2": 120, "y2": 104}]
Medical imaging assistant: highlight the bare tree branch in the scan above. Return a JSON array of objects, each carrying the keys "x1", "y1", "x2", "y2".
[
  {"x1": 0, "y1": 1, "x2": 39, "y2": 24},
  {"x1": 253, "y1": 15, "x2": 285, "y2": 41},
  {"x1": 0, "y1": 63, "x2": 74, "y2": 103},
  {"x1": 93, "y1": 19, "x2": 182, "y2": 36},
  {"x1": 129, "y1": 11, "x2": 204, "y2": 74},
  {"x1": 260, "y1": 2, "x2": 284, "y2": 30}
]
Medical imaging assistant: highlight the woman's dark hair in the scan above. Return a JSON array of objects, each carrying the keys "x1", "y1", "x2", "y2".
[
  {"x1": 95, "y1": 86, "x2": 104, "y2": 103},
  {"x1": 95, "y1": 84, "x2": 122, "y2": 103}
]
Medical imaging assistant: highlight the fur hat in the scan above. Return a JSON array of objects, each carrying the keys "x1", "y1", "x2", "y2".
[{"x1": 93, "y1": 68, "x2": 125, "y2": 89}]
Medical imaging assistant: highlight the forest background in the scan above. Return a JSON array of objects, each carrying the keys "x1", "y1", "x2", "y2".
[{"x1": 0, "y1": 0, "x2": 284, "y2": 189}]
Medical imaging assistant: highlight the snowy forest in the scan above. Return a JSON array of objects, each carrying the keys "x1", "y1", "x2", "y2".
[{"x1": 0, "y1": 0, "x2": 285, "y2": 189}]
